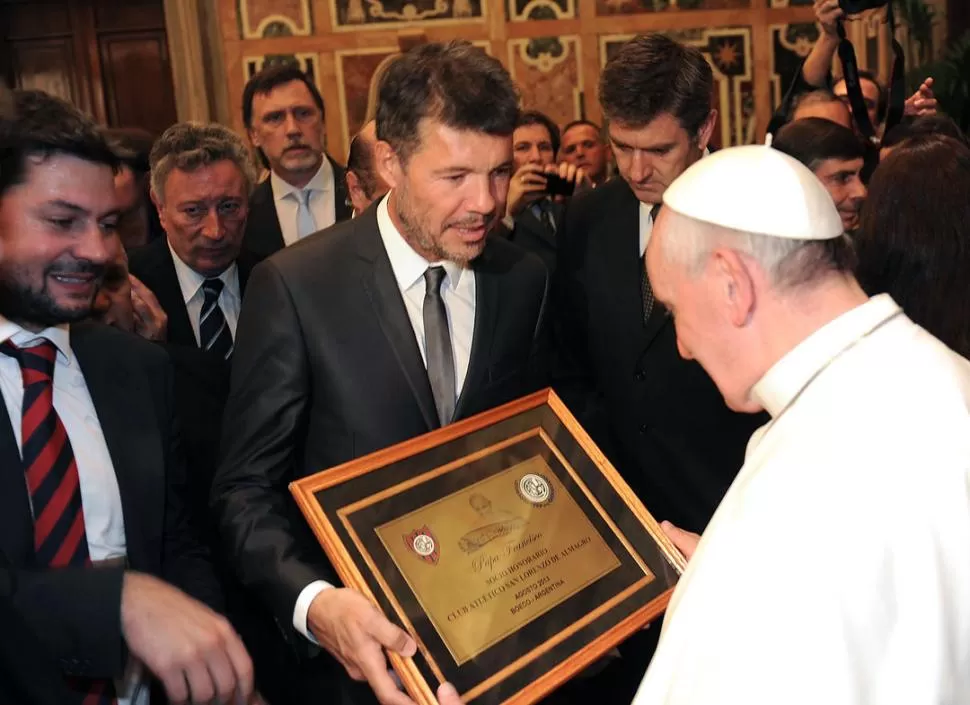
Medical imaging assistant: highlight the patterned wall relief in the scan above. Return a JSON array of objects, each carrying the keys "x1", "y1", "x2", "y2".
[
  {"x1": 331, "y1": 0, "x2": 486, "y2": 31},
  {"x1": 595, "y1": 0, "x2": 748, "y2": 18},
  {"x1": 507, "y1": 0, "x2": 575, "y2": 22},
  {"x1": 238, "y1": 0, "x2": 312, "y2": 39},
  {"x1": 508, "y1": 36, "x2": 584, "y2": 127},
  {"x1": 769, "y1": 22, "x2": 818, "y2": 106},
  {"x1": 600, "y1": 28, "x2": 756, "y2": 146},
  {"x1": 243, "y1": 53, "x2": 319, "y2": 82}
]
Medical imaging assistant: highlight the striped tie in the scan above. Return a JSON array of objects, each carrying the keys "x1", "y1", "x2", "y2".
[
  {"x1": 0, "y1": 339, "x2": 116, "y2": 704},
  {"x1": 199, "y1": 278, "x2": 233, "y2": 360}
]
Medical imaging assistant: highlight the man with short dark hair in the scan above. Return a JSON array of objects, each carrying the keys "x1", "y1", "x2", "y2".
[
  {"x1": 559, "y1": 120, "x2": 609, "y2": 186},
  {"x1": 552, "y1": 35, "x2": 767, "y2": 701},
  {"x1": 772, "y1": 117, "x2": 867, "y2": 232},
  {"x1": 499, "y1": 110, "x2": 584, "y2": 273},
  {"x1": 213, "y1": 40, "x2": 548, "y2": 705},
  {"x1": 0, "y1": 90, "x2": 254, "y2": 705},
  {"x1": 241, "y1": 64, "x2": 352, "y2": 259},
  {"x1": 345, "y1": 119, "x2": 389, "y2": 216}
]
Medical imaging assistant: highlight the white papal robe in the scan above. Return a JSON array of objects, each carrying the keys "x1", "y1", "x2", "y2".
[{"x1": 633, "y1": 294, "x2": 970, "y2": 705}]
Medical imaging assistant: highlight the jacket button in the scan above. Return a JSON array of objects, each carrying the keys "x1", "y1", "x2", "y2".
[{"x1": 639, "y1": 424, "x2": 648, "y2": 434}]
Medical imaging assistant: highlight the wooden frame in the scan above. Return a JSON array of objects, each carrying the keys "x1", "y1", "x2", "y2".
[{"x1": 291, "y1": 389, "x2": 686, "y2": 705}]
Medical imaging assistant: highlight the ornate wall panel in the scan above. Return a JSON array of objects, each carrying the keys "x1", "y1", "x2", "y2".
[
  {"x1": 507, "y1": 36, "x2": 584, "y2": 127},
  {"x1": 601, "y1": 27, "x2": 756, "y2": 147},
  {"x1": 220, "y1": 0, "x2": 837, "y2": 160},
  {"x1": 238, "y1": 0, "x2": 312, "y2": 38}
]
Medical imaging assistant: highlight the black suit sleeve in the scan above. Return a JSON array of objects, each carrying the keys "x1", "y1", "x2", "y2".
[
  {"x1": 157, "y1": 356, "x2": 226, "y2": 613},
  {"x1": 1, "y1": 557, "x2": 126, "y2": 679},
  {"x1": 211, "y1": 259, "x2": 335, "y2": 635}
]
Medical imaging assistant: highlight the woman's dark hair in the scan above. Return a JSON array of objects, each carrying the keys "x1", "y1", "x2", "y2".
[
  {"x1": 376, "y1": 41, "x2": 519, "y2": 163},
  {"x1": 856, "y1": 134, "x2": 970, "y2": 357}
]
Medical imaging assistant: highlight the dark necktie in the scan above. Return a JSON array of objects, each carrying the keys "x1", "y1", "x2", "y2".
[
  {"x1": 423, "y1": 266, "x2": 456, "y2": 427},
  {"x1": 0, "y1": 340, "x2": 116, "y2": 704},
  {"x1": 200, "y1": 278, "x2": 233, "y2": 360},
  {"x1": 640, "y1": 203, "x2": 661, "y2": 326},
  {"x1": 534, "y1": 200, "x2": 557, "y2": 236}
]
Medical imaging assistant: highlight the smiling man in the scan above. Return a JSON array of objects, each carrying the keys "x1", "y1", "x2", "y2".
[
  {"x1": 241, "y1": 64, "x2": 352, "y2": 259},
  {"x1": 212, "y1": 40, "x2": 549, "y2": 705},
  {"x1": 551, "y1": 34, "x2": 767, "y2": 704},
  {"x1": 771, "y1": 117, "x2": 867, "y2": 233}
]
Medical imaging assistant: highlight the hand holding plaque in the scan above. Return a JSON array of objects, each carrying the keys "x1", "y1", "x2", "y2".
[{"x1": 291, "y1": 390, "x2": 685, "y2": 705}]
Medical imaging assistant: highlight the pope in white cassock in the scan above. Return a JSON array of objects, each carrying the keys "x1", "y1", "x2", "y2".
[{"x1": 628, "y1": 145, "x2": 970, "y2": 704}]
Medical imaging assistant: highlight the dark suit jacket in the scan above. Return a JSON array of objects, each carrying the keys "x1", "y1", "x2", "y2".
[
  {"x1": 242, "y1": 155, "x2": 352, "y2": 261},
  {"x1": 0, "y1": 560, "x2": 82, "y2": 705},
  {"x1": 212, "y1": 202, "x2": 549, "y2": 640},
  {"x1": 553, "y1": 178, "x2": 767, "y2": 535},
  {"x1": 128, "y1": 238, "x2": 259, "y2": 529},
  {"x1": 493, "y1": 200, "x2": 564, "y2": 276},
  {"x1": 0, "y1": 322, "x2": 222, "y2": 681}
]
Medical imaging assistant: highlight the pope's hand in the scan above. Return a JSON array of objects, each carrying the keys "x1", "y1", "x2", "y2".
[
  {"x1": 661, "y1": 520, "x2": 701, "y2": 561},
  {"x1": 307, "y1": 588, "x2": 418, "y2": 705},
  {"x1": 437, "y1": 683, "x2": 465, "y2": 705}
]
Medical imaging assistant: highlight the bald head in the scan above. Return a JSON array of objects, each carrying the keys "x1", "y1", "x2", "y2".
[
  {"x1": 346, "y1": 119, "x2": 388, "y2": 215},
  {"x1": 790, "y1": 90, "x2": 852, "y2": 130}
]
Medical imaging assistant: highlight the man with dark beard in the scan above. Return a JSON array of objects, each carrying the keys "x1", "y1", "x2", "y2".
[
  {"x1": 0, "y1": 90, "x2": 256, "y2": 705},
  {"x1": 212, "y1": 41, "x2": 548, "y2": 705}
]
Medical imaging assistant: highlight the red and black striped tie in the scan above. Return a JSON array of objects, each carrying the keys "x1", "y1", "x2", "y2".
[{"x1": 0, "y1": 339, "x2": 116, "y2": 704}]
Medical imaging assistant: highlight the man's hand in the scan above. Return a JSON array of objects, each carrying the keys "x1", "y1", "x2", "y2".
[
  {"x1": 506, "y1": 164, "x2": 550, "y2": 217},
  {"x1": 815, "y1": 0, "x2": 844, "y2": 37},
  {"x1": 129, "y1": 275, "x2": 168, "y2": 342},
  {"x1": 543, "y1": 162, "x2": 589, "y2": 202},
  {"x1": 437, "y1": 683, "x2": 465, "y2": 705},
  {"x1": 120, "y1": 572, "x2": 254, "y2": 705},
  {"x1": 308, "y1": 588, "x2": 417, "y2": 705},
  {"x1": 661, "y1": 520, "x2": 701, "y2": 562},
  {"x1": 905, "y1": 77, "x2": 938, "y2": 117}
]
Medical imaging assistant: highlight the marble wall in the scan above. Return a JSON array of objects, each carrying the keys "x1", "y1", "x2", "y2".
[{"x1": 212, "y1": 0, "x2": 929, "y2": 160}]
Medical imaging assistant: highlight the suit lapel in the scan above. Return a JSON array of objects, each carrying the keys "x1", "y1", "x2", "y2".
[
  {"x1": 356, "y1": 210, "x2": 438, "y2": 430},
  {"x1": 141, "y1": 240, "x2": 197, "y2": 348},
  {"x1": 517, "y1": 206, "x2": 556, "y2": 248},
  {"x1": 0, "y1": 401, "x2": 33, "y2": 565},
  {"x1": 454, "y1": 251, "x2": 498, "y2": 420},
  {"x1": 247, "y1": 180, "x2": 286, "y2": 257},
  {"x1": 70, "y1": 324, "x2": 163, "y2": 569}
]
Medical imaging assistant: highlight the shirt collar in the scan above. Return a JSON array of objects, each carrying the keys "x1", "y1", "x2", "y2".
[
  {"x1": 270, "y1": 158, "x2": 334, "y2": 202},
  {"x1": 376, "y1": 193, "x2": 465, "y2": 293},
  {"x1": 166, "y1": 239, "x2": 240, "y2": 305},
  {"x1": 0, "y1": 314, "x2": 73, "y2": 366},
  {"x1": 750, "y1": 294, "x2": 902, "y2": 418}
]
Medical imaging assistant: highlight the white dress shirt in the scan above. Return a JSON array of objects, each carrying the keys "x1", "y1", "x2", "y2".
[
  {"x1": 0, "y1": 316, "x2": 147, "y2": 705},
  {"x1": 292, "y1": 192, "x2": 477, "y2": 642},
  {"x1": 270, "y1": 159, "x2": 337, "y2": 246},
  {"x1": 633, "y1": 295, "x2": 970, "y2": 704},
  {"x1": 638, "y1": 201, "x2": 659, "y2": 257},
  {"x1": 167, "y1": 241, "x2": 241, "y2": 345}
]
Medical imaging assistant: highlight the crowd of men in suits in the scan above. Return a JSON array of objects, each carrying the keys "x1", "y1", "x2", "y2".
[{"x1": 1, "y1": 4, "x2": 969, "y2": 702}]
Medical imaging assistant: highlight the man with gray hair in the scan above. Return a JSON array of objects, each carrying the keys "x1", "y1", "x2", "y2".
[
  {"x1": 632, "y1": 145, "x2": 970, "y2": 703},
  {"x1": 128, "y1": 121, "x2": 270, "y2": 694}
]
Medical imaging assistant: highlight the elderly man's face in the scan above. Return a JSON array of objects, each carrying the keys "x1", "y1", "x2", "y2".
[
  {"x1": 834, "y1": 77, "x2": 881, "y2": 129},
  {"x1": 646, "y1": 209, "x2": 761, "y2": 413},
  {"x1": 153, "y1": 160, "x2": 248, "y2": 277}
]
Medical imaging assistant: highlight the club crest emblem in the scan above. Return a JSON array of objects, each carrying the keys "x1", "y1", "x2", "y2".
[
  {"x1": 516, "y1": 473, "x2": 554, "y2": 507},
  {"x1": 404, "y1": 526, "x2": 439, "y2": 564}
]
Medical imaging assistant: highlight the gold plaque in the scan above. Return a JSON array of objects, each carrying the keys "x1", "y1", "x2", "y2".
[{"x1": 292, "y1": 389, "x2": 684, "y2": 705}]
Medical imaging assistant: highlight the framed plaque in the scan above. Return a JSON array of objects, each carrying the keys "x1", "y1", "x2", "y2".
[{"x1": 291, "y1": 389, "x2": 685, "y2": 705}]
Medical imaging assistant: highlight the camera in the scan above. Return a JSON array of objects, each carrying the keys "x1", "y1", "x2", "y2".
[
  {"x1": 544, "y1": 173, "x2": 575, "y2": 198},
  {"x1": 838, "y1": 0, "x2": 888, "y2": 14}
]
